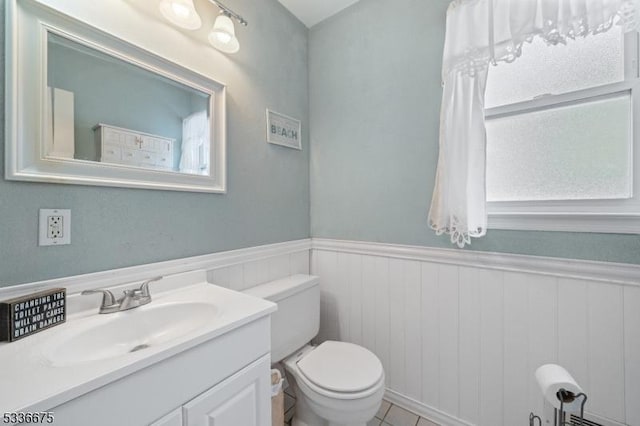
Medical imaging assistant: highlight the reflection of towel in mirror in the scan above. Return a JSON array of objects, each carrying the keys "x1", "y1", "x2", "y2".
[{"x1": 179, "y1": 110, "x2": 210, "y2": 175}]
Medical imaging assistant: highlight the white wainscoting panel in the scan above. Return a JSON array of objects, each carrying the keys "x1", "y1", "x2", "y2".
[
  {"x1": 503, "y1": 272, "x2": 530, "y2": 425},
  {"x1": 208, "y1": 247, "x2": 310, "y2": 291},
  {"x1": 311, "y1": 239, "x2": 640, "y2": 426},
  {"x1": 588, "y1": 284, "x2": 625, "y2": 421},
  {"x1": 624, "y1": 286, "x2": 640, "y2": 426},
  {"x1": 458, "y1": 267, "x2": 481, "y2": 425},
  {"x1": 421, "y1": 262, "x2": 440, "y2": 411},
  {"x1": 0, "y1": 239, "x2": 310, "y2": 300},
  {"x1": 479, "y1": 268, "x2": 503, "y2": 426},
  {"x1": 404, "y1": 260, "x2": 422, "y2": 402},
  {"x1": 438, "y1": 264, "x2": 460, "y2": 419}
]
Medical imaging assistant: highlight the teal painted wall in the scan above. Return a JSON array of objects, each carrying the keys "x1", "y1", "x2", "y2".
[
  {"x1": 0, "y1": 0, "x2": 310, "y2": 286},
  {"x1": 3, "y1": 0, "x2": 638, "y2": 289},
  {"x1": 309, "y1": 0, "x2": 640, "y2": 263}
]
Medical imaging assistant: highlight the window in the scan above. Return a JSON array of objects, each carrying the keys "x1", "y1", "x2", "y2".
[{"x1": 484, "y1": 27, "x2": 640, "y2": 233}]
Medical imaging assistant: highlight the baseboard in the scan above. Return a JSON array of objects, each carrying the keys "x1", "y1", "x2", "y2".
[{"x1": 384, "y1": 389, "x2": 475, "y2": 426}]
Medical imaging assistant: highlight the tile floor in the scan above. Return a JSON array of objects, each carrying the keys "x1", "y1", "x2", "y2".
[
  {"x1": 283, "y1": 385, "x2": 439, "y2": 426},
  {"x1": 368, "y1": 400, "x2": 439, "y2": 426}
]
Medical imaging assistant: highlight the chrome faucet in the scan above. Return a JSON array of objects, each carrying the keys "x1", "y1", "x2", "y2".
[
  {"x1": 81, "y1": 276, "x2": 163, "y2": 314},
  {"x1": 80, "y1": 288, "x2": 120, "y2": 314}
]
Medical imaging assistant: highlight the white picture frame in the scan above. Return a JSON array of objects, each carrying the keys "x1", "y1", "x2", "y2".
[{"x1": 266, "y1": 109, "x2": 302, "y2": 150}]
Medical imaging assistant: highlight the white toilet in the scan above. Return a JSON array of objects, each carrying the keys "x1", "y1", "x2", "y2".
[{"x1": 244, "y1": 274, "x2": 385, "y2": 426}]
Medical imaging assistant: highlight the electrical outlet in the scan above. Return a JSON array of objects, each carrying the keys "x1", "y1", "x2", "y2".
[
  {"x1": 47, "y1": 215, "x2": 64, "y2": 239},
  {"x1": 39, "y1": 209, "x2": 71, "y2": 246}
]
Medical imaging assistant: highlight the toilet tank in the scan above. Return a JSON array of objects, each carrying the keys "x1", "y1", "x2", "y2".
[{"x1": 244, "y1": 274, "x2": 320, "y2": 363}]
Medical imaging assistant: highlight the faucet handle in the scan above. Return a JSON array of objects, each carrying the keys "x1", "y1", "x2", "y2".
[
  {"x1": 81, "y1": 288, "x2": 117, "y2": 308},
  {"x1": 139, "y1": 276, "x2": 163, "y2": 297}
]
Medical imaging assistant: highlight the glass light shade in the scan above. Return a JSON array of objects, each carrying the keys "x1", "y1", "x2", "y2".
[
  {"x1": 208, "y1": 14, "x2": 240, "y2": 53},
  {"x1": 159, "y1": 0, "x2": 202, "y2": 30}
]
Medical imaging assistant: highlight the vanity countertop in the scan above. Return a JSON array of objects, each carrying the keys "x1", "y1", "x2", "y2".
[{"x1": 0, "y1": 272, "x2": 276, "y2": 414}]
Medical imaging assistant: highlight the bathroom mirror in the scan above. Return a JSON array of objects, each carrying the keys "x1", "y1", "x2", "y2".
[{"x1": 5, "y1": 0, "x2": 227, "y2": 193}]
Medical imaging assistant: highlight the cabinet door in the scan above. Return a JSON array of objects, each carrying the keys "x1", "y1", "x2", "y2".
[
  {"x1": 183, "y1": 355, "x2": 271, "y2": 426},
  {"x1": 150, "y1": 408, "x2": 183, "y2": 426}
]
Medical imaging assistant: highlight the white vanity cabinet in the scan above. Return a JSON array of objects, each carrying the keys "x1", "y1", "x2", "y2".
[
  {"x1": 94, "y1": 123, "x2": 175, "y2": 170},
  {"x1": 42, "y1": 317, "x2": 272, "y2": 426},
  {"x1": 151, "y1": 408, "x2": 182, "y2": 426},
  {"x1": 149, "y1": 356, "x2": 270, "y2": 426},
  {"x1": 181, "y1": 355, "x2": 270, "y2": 426}
]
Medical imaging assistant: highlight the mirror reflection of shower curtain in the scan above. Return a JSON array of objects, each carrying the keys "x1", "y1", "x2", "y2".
[{"x1": 179, "y1": 110, "x2": 210, "y2": 175}]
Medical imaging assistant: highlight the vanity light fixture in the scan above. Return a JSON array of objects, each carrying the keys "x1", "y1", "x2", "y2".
[
  {"x1": 159, "y1": 0, "x2": 202, "y2": 30},
  {"x1": 207, "y1": 0, "x2": 248, "y2": 54},
  {"x1": 158, "y1": 0, "x2": 248, "y2": 54},
  {"x1": 208, "y1": 12, "x2": 240, "y2": 53}
]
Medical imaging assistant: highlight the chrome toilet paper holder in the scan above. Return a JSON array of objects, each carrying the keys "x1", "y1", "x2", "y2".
[{"x1": 530, "y1": 388, "x2": 588, "y2": 426}]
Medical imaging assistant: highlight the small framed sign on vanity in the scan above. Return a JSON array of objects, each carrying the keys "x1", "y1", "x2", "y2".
[
  {"x1": 0, "y1": 288, "x2": 66, "y2": 342},
  {"x1": 266, "y1": 109, "x2": 302, "y2": 150}
]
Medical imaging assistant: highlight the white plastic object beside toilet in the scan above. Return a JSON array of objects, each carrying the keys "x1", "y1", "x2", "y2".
[{"x1": 244, "y1": 275, "x2": 385, "y2": 426}]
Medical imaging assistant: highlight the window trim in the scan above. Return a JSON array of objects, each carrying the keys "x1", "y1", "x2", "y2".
[{"x1": 485, "y1": 31, "x2": 640, "y2": 234}]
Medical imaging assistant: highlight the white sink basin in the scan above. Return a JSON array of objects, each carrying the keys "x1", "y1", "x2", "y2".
[
  {"x1": 0, "y1": 272, "x2": 277, "y2": 415},
  {"x1": 42, "y1": 301, "x2": 218, "y2": 367}
]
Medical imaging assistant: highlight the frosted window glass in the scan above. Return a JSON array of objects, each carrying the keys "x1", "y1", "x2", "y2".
[
  {"x1": 486, "y1": 94, "x2": 631, "y2": 201},
  {"x1": 486, "y1": 27, "x2": 624, "y2": 108}
]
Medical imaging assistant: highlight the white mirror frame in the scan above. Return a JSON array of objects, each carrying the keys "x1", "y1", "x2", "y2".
[{"x1": 5, "y1": 0, "x2": 227, "y2": 193}]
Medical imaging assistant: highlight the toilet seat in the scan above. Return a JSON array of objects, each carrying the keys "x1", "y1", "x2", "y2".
[
  {"x1": 293, "y1": 362, "x2": 385, "y2": 400},
  {"x1": 283, "y1": 342, "x2": 386, "y2": 425},
  {"x1": 297, "y1": 341, "x2": 383, "y2": 393},
  {"x1": 287, "y1": 341, "x2": 384, "y2": 400}
]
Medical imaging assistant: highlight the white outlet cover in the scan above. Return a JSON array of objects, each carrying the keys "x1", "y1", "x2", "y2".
[{"x1": 39, "y1": 209, "x2": 71, "y2": 246}]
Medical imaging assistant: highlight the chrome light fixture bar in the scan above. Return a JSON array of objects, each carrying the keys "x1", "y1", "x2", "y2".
[
  {"x1": 207, "y1": 0, "x2": 248, "y2": 53},
  {"x1": 158, "y1": 0, "x2": 248, "y2": 54},
  {"x1": 208, "y1": 0, "x2": 248, "y2": 27}
]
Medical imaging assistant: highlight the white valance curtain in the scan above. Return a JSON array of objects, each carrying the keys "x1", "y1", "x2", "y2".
[{"x1": 428, "y1": 0, "x2": 639, "y2": 248}]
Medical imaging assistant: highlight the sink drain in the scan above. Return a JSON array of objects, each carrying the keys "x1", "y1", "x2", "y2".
[{"x1": 130, "y1": 344, "x2": 150, "y2": 353}]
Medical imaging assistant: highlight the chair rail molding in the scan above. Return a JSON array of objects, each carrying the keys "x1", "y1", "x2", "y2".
[{"x1": 311, "y1": 238, "x2": 640, "y2": 287}]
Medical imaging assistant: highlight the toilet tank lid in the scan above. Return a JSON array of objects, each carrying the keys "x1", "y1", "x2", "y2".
[{"x1": 243, "y1": 274, "x2": 319, "y2": 302}]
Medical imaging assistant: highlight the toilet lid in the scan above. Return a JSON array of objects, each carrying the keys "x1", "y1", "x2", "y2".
[{"x1": 297, "y1": 341, "x2": 383, "y2": 393}]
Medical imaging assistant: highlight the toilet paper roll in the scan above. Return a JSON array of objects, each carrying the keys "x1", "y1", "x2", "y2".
[{"x1": 535, "y1": 364, "x2": 584, "y2": 413}]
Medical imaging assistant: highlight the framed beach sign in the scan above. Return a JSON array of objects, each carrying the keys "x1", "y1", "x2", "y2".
[{"x1": 266, "y1": 109, "x2": 302, "y2": 150}]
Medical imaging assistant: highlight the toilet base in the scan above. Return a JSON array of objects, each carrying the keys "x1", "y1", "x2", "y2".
[
  {"x1": 290, "y1": 398, "x2": 370, "y2": 426},
  {"x1": 292, "y1": 419, "x2": 366, "y2": 426},
  {"x1": 287, "y1": 374, "x2": 378, "y2": 426}
]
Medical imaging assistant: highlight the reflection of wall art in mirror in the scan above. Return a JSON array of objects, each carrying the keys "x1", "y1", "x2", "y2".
[
  {"x1": 266, "y1": 109, "x2": 302, "y2": 150},
  {"x1": 6, "y1": 0, "x2": 227, "y2": 192}
]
